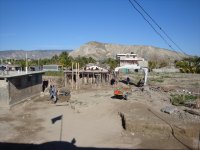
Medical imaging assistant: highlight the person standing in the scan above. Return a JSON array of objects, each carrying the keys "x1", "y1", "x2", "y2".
[
  {"x1": 126, "y1": 77, "x2": 130, "y2": 85},
  {"x1": 110, "y1": 78, "x2": 116, "y2": 86},
  {"x1": 53, "y1": 88, "x2": 58, "y2": 104},
  {"x1": 52, "y1": 85, "x2": 57, "y2": 103},
  {"x1": 49, "y1": 85, "x2": 53, "y2": 100}
]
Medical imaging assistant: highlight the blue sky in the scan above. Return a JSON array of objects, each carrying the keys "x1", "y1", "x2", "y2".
[{"x1": 0, "y1": 0, "x2": 199, "y2": 56}]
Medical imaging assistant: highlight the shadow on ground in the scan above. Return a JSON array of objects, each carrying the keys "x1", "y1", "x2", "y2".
[
  {"x1": 0, "y1": 141, "x2": 178, "y2": 150},
  {"x1": 119, "y1": 80, "x2": 137, "y2": 86},
  {"x1": 110, "y1": 95, "x2": 125, "y2": 100}
]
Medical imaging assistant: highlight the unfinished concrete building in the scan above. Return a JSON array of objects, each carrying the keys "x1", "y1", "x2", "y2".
[
  {"x1": 64, "y1": 69, "x2": 110, "y2": 89},
  {"x1": 0, "y1": 71, "x2": 45, "y2": 107}
]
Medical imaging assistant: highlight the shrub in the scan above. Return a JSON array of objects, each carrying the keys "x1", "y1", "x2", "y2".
[{"x1": 170, "y1": 94, "x2": 197, "y2": 106}]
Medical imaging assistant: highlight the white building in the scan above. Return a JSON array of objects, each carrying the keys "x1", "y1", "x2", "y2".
[
  {"x1": 116, "y1": 53, "x2": 147, "y2": 68},
  {"x1": 43, "y1": 65, "x2": 63, "y2": 71},
  {"x1": 115, "y1": 53, "x2": 148, "y2": 85}
]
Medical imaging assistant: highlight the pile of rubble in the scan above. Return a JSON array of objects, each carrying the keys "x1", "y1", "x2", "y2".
[{"x1": 159, "y1": 88, "x2": 200, "y2": 122}]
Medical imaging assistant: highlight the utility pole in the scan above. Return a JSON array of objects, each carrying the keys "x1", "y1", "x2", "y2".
[
  {"x1": 78, "y1": 63, "x2": 79, "y2": 89},
  {"x1": 72, "y1": 62, "x2": 73, "y2": 89},
  {"x1": 26, "y1": 52, "x2": 28, "y2": 73}
]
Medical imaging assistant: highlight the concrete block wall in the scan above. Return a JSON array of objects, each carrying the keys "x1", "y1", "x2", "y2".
[
  {"x1": 9, "y1": 74, "x2": 42, "y2": 105},
  {"x1": 152, "y1": 68, "x2": 180, "y2": 73}
]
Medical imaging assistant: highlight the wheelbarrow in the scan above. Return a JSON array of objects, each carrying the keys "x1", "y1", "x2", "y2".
[{"x1": 114, "y1": 88, "x2": 128, "y2": 100}]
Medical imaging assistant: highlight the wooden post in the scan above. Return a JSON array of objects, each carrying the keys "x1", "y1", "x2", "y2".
[
  {"x1": 78, "y1": 63, "x2": 80, "y2": 89},
  {"x1": 60, "y1": 116, "x2": 63, "y2": 141},
  {"x1": 101, "y1": 73, "x2": 103, "y2": 84},
  {"x1": 82, "y1": 71, "x2": 84, "y2": 84},
  {"x1": 64, "y1": 73, "x2": 66, "y2": 87},
  {"x1": 25, "y1": 52, "x2": 28, "y2": 73},
  {"x1": 87, "y1": 73, "x2": 89, "y2": 84},
  {"x1": 68, "y1": 74, "x2": 70, "y2": 84},
  {"x1": 100, "y1": 73, "x2": 102, "y2": 84},
  {"x1": 104, "y1": 73, "x2": 106, "y2": 83},
  {"x1": 93, "y1": 71, "x2": 94, "y2": 84},
  {"x1": 103, "y1": 73, "x2": 105, "y2": 84},
  {"x1": 66, "y1": 74, "x2": 69, "y2": 85}
]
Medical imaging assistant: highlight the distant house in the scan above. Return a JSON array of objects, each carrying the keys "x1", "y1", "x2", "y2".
[
  {"x1": 30, "y1": 66, "x2": 42, "y2": 71},
  {"x1": 116, "y1": 53, "x2": 148, "y2": 68},
  {"x1": 85, "y1": 63, "x2": 108, "y2": 71},
  {"x1": 43, "y1": 65, "x2": 63, "y2": 71},
  {"x1": 0, "y1": 65, "x2": 6, "y2": 71},
  {"x1": 0, "y1": 71, "x2": 45, "y2": 107},
  {"x1": 0, "y1": 64, "x2": 21, "y2": 71}
]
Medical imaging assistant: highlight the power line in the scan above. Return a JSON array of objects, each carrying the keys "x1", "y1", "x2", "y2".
[
  {"x1": 128, "y1": 0, "x2": 174, "y2": 50},
  {"x1": 132, "y1": 0, "x2": 187, "y2": 55}
]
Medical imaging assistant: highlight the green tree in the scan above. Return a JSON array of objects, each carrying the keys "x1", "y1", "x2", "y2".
[
  {"x1": 40, "y1": 58, "x2": 51, "y2": 65},
  {"x1": 148, "y1": 61, "x2": 157, "y2": 71},
  {"x1": 15, "y1": 59, "x2": 26, "y2": 70},
  {"x1": 175, "y1": 56, "x2": 200, "y2": 73},
  {"x1": 59, "y1": 52, "x2": 73, "y2": 67},
  {"x1": 102, "y1": 58, "x2": 118, "y2": 71},
  {"x1": 73, "y1": 56, "x2": 96, "y2": 68},
  {"x1": 88, "y1": 57, "x2": 96, "y2": 63},
  {"x1": 51, "y1": 54, "x2": 59, "y2": 64}
]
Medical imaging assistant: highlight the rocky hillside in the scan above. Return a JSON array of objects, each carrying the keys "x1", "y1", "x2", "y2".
[
  {"x1": 0, "y1": 42, "x2": 187, "y2": 61},
  {"x1": 0, "y1": 50, "x2": 72, "y2": 59},
  {"x1": 70, "y1": 41, "x2": 186, "y2": 61}
]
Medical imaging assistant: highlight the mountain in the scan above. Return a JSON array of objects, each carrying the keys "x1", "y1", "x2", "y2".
[
  {"x1": 70, "y1": 41, "x2": 186, "y2": 61},
  {"x1": 0, "y1": 50, "x2": 72, "y2": 59},
  {"x1": 0, "y1": 42, "x2": 187, "y2": 61}
]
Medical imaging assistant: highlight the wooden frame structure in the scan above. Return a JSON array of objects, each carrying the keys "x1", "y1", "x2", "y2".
[{"x1": 64, "y1": 68, "x2": 110, "y2": 89}]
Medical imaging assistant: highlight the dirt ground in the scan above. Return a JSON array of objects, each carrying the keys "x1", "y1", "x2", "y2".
[{"x1": 0, "y1": 73, "x2": 200, "y2": 150}]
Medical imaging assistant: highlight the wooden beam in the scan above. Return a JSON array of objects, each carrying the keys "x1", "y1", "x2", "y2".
[
  {"x1": 78, "y1": 63, "x2": 80, "y2": 89},
  {"x1": 64, "y1": 73, "x2": 66, "y2": 87}
]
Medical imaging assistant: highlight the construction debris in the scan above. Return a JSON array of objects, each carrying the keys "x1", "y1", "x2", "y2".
[
  {"x1": 161, "y1": 106, "x2": 177, "y2": 114},
  {"x1": 195, "y1": 99, "x2": 200, "y2": 109},
  {"x1": 184, "y1": 109, "x2": 200, "y2": 116},
  {"x1": 184, "y1": 101, "x2": 197, "y2": 108}
]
